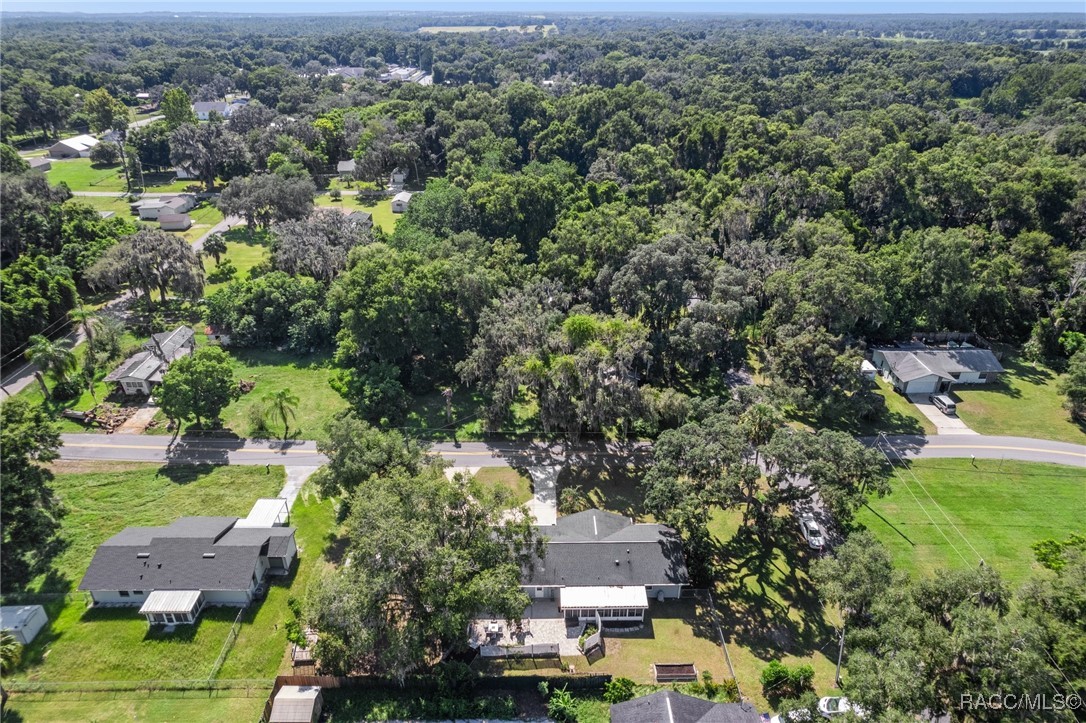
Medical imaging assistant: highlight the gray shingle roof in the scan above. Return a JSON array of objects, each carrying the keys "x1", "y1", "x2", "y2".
[
  {"x1": 145, "y1": 326, "x2": 194, "y2": 360},
  {"x1": 192, "y1": 101, "x2": 228, "y2": 113},
  {"x1": 526, "y1": 510, "x2": 689, "y2": 588},
  {"x1": 337, "y1": 159, "x2": 356, "y2": 173},
  {"x1": 103, "y1": 351, "x2": 162, "y2": 383},
  {"x1": 878, "y1": 347, "x2": 1003, "y2": 382},
  {"x1": 79, "y1": 517, "x2": 295, "y2": 593},
  {"x1": 611, "y1": 692, "x2": 762, "y2": 723}
]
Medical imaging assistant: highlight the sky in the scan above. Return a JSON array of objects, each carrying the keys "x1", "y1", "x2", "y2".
[{"x1": 2, "y1": 0, "x2": 1082, "y2": 13}]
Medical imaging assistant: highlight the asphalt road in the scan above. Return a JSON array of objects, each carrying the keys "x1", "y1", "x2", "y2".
[{"x1": 58, "y1": 433, "x2": 1083, "y2": 468}]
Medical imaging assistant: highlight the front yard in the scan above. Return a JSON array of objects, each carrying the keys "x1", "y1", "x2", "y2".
[
  {"x1": 314, "y1": 194, "x2": 400, "y2": 233},
  {"x1": 952, "y1": 356, "x2": 1085, "y2": 444}
]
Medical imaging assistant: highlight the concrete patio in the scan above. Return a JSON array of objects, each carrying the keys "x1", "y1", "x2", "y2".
[{"x1": 469, "y1": 600, "x2": 583, "y2": 657}]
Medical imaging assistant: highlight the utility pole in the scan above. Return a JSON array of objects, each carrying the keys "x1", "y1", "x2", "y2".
[{"x1": 835, "y1": 621, "x2": 846, "y2": 688}]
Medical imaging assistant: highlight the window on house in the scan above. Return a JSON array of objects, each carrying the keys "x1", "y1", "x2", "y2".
[
  {"x1": 119, "y1": 590, "x2": 130, "y2": 597},
  {"x1": 134, "y1": 590, "x2": 143, "y2": 595}
]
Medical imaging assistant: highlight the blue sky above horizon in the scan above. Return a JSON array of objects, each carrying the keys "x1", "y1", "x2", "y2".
[{"x1": 3, "y1": 0, "x2": 1083, "y2": 14}]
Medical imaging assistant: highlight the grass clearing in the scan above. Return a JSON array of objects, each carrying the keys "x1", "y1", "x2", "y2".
[
  {"x1": 47, "y1": 159, "x2": 127, "y2": 191},
  {"x1": 64, "y1": 195, "x2": 138, "y2": 217},
  {"x1": 473, "y1": 467, "x2": 533, "y2": 506},
  {"x1": 953, "y1": 356, "x2": 1085, "y2": 444},
  {"x1": 556, "y1": 463, "x2": 652, "y2": 520},
  {"x1": 796, "y1": 376, "x2": 934, "y2": 437},
  {"x1": 3, "y1": 690, "x2": 267, "y2": 722},
  {"x1": 855, "y1": 458, "x2": 1085, "y2": 585},
  {"x1": 314, "y1": 195, "x2": 400, "y2": 232},
  {"x1": 203, "y1": 237, "x2": 270, "y2": 295}
]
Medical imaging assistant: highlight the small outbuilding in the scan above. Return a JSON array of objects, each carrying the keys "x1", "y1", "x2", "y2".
[
  {"x1": 269, "y1": 686, "x2": 323, "y2": 723},
  {"x1": 391, "y1": 190, "x2": 413, "y2": 213},
  {"x1": 336, "y1": 159, "x2": 356, "y2": 175},
  {"x1": 0, "y1": 605, "x2": 48, "y2": 645},
  {"x1": 28, "y1": 157, "x2": 52, "y2": 173},
  {"x1": 159, "y1": 213, "x2": 192, "y2": 231},
  {"x1": 390, "y1": 166, "x2": 408, "y2": 185}
]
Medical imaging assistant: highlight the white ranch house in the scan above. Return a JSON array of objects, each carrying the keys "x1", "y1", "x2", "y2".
[
  {"x1": 47, "y1": 134, "x2": 99, "y2": 159},
  {"x1": 104, "y1": 325, "x2": 195, "y2": 395},
  {"x1": 872, "y1": 343, "x2": 1004, "y2": 395}
]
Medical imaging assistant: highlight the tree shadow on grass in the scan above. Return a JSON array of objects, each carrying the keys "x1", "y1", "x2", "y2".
[
  {"x1": 710, "y1": 528, "x2": 834, "y2": 663},
  {"x1": 154, "y1": 463, "x2": 220, "y2": 485}
]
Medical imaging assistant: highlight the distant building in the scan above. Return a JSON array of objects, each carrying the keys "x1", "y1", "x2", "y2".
[
  {"x1": 79, "y1": 502, "x2": 297, "y2": 625},
  {"x1": 204, "y1": 324, "x2": 232, "y2": 346},
  {"x1": 336, "y1": 159, "x2": 356, "y2": 175},
  {"x1": 27, "y1": 157, "x2": 52, "y2": 172},
  {"x1": 191, "y1": 101, "x2": 237, "y2": 121},
  {"x1": 104, "y1": 326, "x2": 195, "y2": 395},
  {"x1": 390, "y1": 166, "x2": 408, "y2": 186},
  {"x1": 327, "y1": 66, "x2": 368, "y2": 79},
  {"x1": 346, "y1": 211, "x2": 373, "y2": 231},
  {"x1": 391, "y1": 190, "x2": 413, "y2": 213},
  {"x1": 131, "y1": 194, "x2": 197, "y2": 220},
  {"x1": 48, "y1": 134, "x2": 99, "y2": 159}
]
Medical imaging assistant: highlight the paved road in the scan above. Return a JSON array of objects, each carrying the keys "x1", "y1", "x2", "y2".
[
  {"x1": 875, "y1": 434, "x2": 1085, "y2": 467},
  {"x1": 58, "y1": 433, "x2": 1083, "y2": 469}
]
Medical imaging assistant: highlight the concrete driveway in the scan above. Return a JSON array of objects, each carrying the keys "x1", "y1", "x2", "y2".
[{"x1": 908, "y1": 394, "x2": 978, "y2": 435}]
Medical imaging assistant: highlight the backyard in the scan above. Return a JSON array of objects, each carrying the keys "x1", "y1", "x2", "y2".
[
  {"x1": 202, "y1": 231, "x2": 270, "y2": 296},
  {"x1": 855, "y1": 458, "x2": 1085, "y2": 585},
  {"x1": 2, "y1": 690, "x2": 267, "y2": 723},
  {"x1": 314, "y1": 194, "x2": 400, "y2": 233},
  {"x1": 46, "y1": 158, "x2": 195, "y2": 193},
  {"x1": 952, "y1": 356, "x2": 1085, "y2": 444}
]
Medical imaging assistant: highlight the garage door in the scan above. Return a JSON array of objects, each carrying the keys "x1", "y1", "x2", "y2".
[{"x1": 905, "y1": 376, "x2": 938, "y2": 395}]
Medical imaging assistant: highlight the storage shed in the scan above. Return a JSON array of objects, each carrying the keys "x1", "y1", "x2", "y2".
[
  {"x1": 270, "y1": 686, "x2": 323, "y2": 723},
  {"x1": 0, "y1": 605, "x2": 48, "y2": 645}
]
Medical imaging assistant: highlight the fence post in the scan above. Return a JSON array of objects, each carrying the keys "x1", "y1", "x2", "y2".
[{"x1": 703, "y1": 588, "x2": 741, "y2": 701}]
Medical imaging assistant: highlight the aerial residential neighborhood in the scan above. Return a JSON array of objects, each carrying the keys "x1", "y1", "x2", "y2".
[{"x1": 0, "y1": 4, "x2": 1084, "y2": 723}]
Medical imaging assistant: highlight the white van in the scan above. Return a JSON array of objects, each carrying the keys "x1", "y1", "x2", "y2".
[{"x1": 929, "y1": 394, "x2": 957, "y2": 415}]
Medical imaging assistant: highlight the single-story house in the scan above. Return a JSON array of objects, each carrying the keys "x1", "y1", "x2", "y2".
[
  {"x1": 105, "y1": 325, "x2": 195, "y2": 395},
  {"x1": 135, "y1": 92, "x2": 151, "y2": 100},
  {"x1": 391, "y1": 190, "x2": 413, "y2": 213},
  {"x1": 328, "y1": 66, "x2": 368, "y2": 79},
  {"x1": 131, "y1": 194, "x2": 197, "y2": 220},
  {"x1": 269, "y1": 686, "x2": 323, "y2": 723},
  {"x1": 28, "y1": 157, "x2": 52, "y2": 172},
  {"x1": 192, "y1": 101, "x2": 234, "y2": 121},
  {"x1": 159, "y1": 213, "x2": 192, "y2": 231},
  {"x1": 336, "y1": 159, "x2": 356, "y2": 175},
  {"x1": 524, "y1": 510, "x2": 689, "y2": 623},
  {"x1": 78, "y1": 506, "x2": 298, "y2": 625},
  {"x1": 347, "y1": 211, "x2": 373, "y2": 230},
  {"x1": 871, "y1": 344, "x2": 1004, "y2": 395},
  {"x1": 48, "y1": 134, "x2": 99, "y2": 159},
  {"x1": 0, "y1": 605, "x2": 48, "y2": 645},
  {"x1": 390, "y1": 166, "x2": 408, "y2": 185},
  {"x1": 611, "y1": 691, "x2": 762, "y2": 723}
]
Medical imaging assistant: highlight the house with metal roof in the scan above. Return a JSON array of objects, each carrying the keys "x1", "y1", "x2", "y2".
[
  {"x1": 336, "y1": 158, "x2": 356, "y2": 175},
  {"x1": 871, "y1": 343, "x2": 1004, "y2": 395},
  {"x1": 269, "y1": 686, "x2": 323, "y2": 723},
  {"x1": 48, "y1": 133, "x2": 99, "y2": 159},
  {"x1": 524, "y1": 510, "x2": 689, "y2": 623},
  {"x1": 79, "y1": 500, "x2": 296, "y2": 626},
  {"x1": 192, "y1": 101, "x2": 236, "y2": 120},
  {"x1": 391, "y1": 190, "x2": 413, "y2": 213},
  {"x1": 611, "y1": 691, "x2": 762, "y2": 723},
  {"x1": 104, "y1": 325, "x2": 195, "y2": 395}
]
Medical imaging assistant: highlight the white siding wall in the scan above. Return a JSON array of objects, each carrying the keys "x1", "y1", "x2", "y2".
[
  {"x1": 956, "y1": 371, "x2": 985, "y2": 384},
  {"x1": 90, "y1": 590, "x2": 150, "y2": 606},
  {"x1": 645, "y1": 584, "x2": 683, "y2": 600},
  {"x1": 202, "y1": 590, "x2": 252, "y2": 606}
]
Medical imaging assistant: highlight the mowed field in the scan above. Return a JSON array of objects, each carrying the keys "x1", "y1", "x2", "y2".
[{"x1": 855, "y1": 458, "x2": 1085, "y2": 585}]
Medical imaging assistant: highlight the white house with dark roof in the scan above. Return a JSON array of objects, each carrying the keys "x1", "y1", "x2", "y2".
[
  {"x1": 524, "y1": 510, "x2": 689, "y2": 623},
  {"x1": 105, "y1": 325, "x2": 195, "y2": 395},
  {"x1": 79, "y1": 500, "x2": 296, "y2": 625},
  {"x1": 131, "y1": 194, "x2": 197, "y2": 220},
  {"x1": 192, "y1": 101, "x2": 235, "y2": 120},
  {"x1": 872, "y1": 343, "x2": 1004, "y2": 395}
]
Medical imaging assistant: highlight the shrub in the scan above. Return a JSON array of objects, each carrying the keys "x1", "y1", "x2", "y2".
[
  {"x1": 577, "y1": 624, "x2": 598, "y2": 650},
  {"x1": 538, "y1": 681, "x2": 578, "y2": 723},
  {"x1": 207, "y1": 259, "x2": 237, "y2": 283},
  {"x1": 603, "y1": 677, "x2": 636, "y2": 704},
  {"x1": 89, "y1": 141, "x2": 120, "y2": 166},
  {"x1": 330, "y1": 187, "x2": 342, "y2": 201},
  {"x1": 51, "y1": 378, "x2": 83, "y2": 401},
  {"x1": 761, "y1": 660, "x2": 815, "y2": 702}
]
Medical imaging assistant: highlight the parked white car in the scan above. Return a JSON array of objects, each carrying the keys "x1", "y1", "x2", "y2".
[
  {"x1": 818, "y1": 696, "x2": 864, "y2": 718},
  {"x1": 799, "y1": 514, "x2": 825, "y2": 550}
]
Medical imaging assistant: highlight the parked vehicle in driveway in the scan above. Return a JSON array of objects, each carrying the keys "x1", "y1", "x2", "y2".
[
  {"x1": 818, "y1": 696, "x2": 865, "y2": 718},
  {"x1": 929, "y1": 393, "x2": 957, "y2": 415},
  {"x1": 799, "y1": 514, "x2": 825, "y2": 550}
]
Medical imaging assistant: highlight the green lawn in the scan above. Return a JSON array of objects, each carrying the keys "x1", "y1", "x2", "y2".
[
  {"x1": 796, "y1": 376, "x2": 934, "y2": 437},
  {"x1": 3, "y1": 691, "x2": 267, "y2": 723},
  {"x1": 708, "y1": 508, "x2": 840, "y2": 711},
  {"x1": 556, "y1": 464, "x2": 652, "y2": 520},
  {"x1": 473, "y1": 467, "x2": 533, "y2": 506},
  {"x1": 8, "y1": 462, "x2": 284, "y2": 682},
  {"x1": 64, "y1": 195, "x2": 138, "y2": 218},
  {"x1": 314, "y1": 194, "x2": 400, "y2": 233},
  {"x1": 47, "y1": 158, "x2": 197, "y2": 193},
  {"x1": 203, "y1": 238, "x2": 270, "y2": 296},
  {"x1": 953, "y1": 356, "x2": 1085, "y2": 444},
  {"x1": 855, "y1": 458, "x2": 1085, "y2": 586},
  {"x1": 216, "y1": 493, "x2": 338, "y2": 678},
  {"x1": 169, "y1": 201, "x2": 224, "y2": 244}
]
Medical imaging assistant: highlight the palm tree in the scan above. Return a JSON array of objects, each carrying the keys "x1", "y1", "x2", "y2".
[
  {"x1": 68, "y1": 306, "x2": 97, "y2": 344},
  {"x1": 25, "y1": 335, "x2": 77, "y2": 400},
  {"x1": 0, "y1": 630, "x2": 21, "y2": 675},
  {"x1": 264, "y1": 388, "x2": 299, "y2": 439}
]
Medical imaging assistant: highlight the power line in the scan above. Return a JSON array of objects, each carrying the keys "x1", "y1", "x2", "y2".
[{"x1": 874, "y1": 434, "x2": 971, "y2": 566}]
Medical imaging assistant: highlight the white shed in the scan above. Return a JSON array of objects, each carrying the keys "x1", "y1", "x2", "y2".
[
  {"x1": 270, "y1": 685, "x2": 323, "y2": 723},
  {"x1": 391, "y1": 190, "x2": 413, "y2": 213},
  {"x1": 0, "y1": 605, "x2": 48, "y2": 645}
]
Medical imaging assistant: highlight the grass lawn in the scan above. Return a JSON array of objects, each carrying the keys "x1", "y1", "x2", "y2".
[
  {"x1": 47, "y1": 159, "x2": 128, "y2": 192},
  {"x1": 473, "y1": 467, "x2": 533, "y2": 506},
  {"x1": 203, "y1": 238, "x2": 270, "y2": 296},
  {"x1": 575, "y1": 598, "x2": 732, "y2": 685},
  {"x1": 3, "y1": 691, "x2": 267, "y2": 723},
  {"x1": 8, "y1": 461, "x2": 284, "y2": 682},
  {"x1": 171, "y1": 201, "x2": 224, "y2": 244},
  {"x1": 216, "y1": 492, "x2": 339, "y2": 678},
  {"x1": 707, "y1": 508, "x2": 841, "y2": 711},
  {"x1": 855, "y1": 458, "x2": 1085, "y2": 586},
  {"x1": 64, "y1": 195, "x2": 139, "y2": 218},
  {"x1": 953, "y1": 356, "x2": 1085, "y2": 444},
  {"x1": 796, "y1": 376, "x2": 934, "y2": 437},
  {"x1": 315, "y1": 195, "x2": 400, "y2": 233}
]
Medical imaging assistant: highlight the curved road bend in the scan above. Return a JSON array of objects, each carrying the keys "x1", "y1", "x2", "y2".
[{"x1": 59, "y1": 433, "x2": 1083, "y2": 469}]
